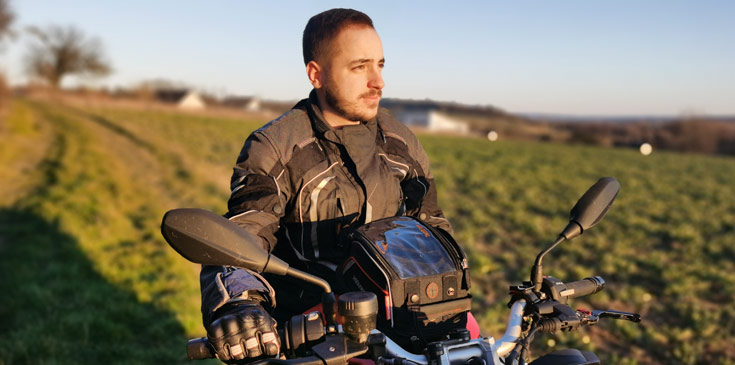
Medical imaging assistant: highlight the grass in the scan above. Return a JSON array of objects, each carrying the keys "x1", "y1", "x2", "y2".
[
  {"x1": 0, "y1": 97, "x2": 732, "y2": 364},
  {"x1": 421, "y1": 135, "x2": 735, "y2": 364},
  {"x1": 0, "y1": 99, "x2": 256, "y2": 363}
]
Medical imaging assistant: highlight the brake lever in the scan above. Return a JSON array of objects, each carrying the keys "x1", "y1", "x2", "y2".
[{"x1": 576, "y1": 308, "x2": 641, "y2": 327}]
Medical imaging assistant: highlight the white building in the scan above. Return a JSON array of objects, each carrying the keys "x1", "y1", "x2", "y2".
[
  {"x1": 155, "y1": 89, "x2": 207, "y2": 110},
  {"x1": 223, "y1": 96, "x2": 262, "y2": 112},
  {"x1": 394, "y1": 109, "x2": 470, "y2": 134},
  {"x1": 382, "y1": 99, "x2": 470, "y2": 134}
]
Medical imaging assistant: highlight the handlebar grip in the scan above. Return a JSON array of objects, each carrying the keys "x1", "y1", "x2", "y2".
[
  {"x1": 563, "y1": 276, "x2": 605, "y2": 299},
  {"x1": 537, "y1": 317, "x2": 562, "y2": 333},
  {"x1": 187, "y1": 337, "x2": 214, "y2": 360}
]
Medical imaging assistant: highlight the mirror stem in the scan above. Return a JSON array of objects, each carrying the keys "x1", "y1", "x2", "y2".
[
  {"x1": 531, "y1": 235, "x2": 566, "y2": 293},
  {"x1": 284, "y1": 268, "x2": 337, "y2": 327},
  {"x1": 286, "y1": 268, "x2": 332, "y2": 294},
  {"x1": 282, "y1": 269, "x2": 337, "y2": 327},
  {"x1": 322, "y1": 292, "x2": 338, "y2": 328}
]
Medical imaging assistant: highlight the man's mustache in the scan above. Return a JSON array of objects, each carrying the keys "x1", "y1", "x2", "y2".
[{"x1": 360, "y1": 90, "x2": 382, "y2": 98}]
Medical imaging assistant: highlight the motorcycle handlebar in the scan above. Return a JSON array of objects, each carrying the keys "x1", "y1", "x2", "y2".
[
  {"x1": 183, "y1": 298, "x2": 529, "y2": 363},
  {"x1": 562, "y1": 276, "x2": 605, "y2": 299},
  {"x1": 185, "y1": 337, "x2": 329, "y2": 365},
  {"x1": 184, "y1": 293, "x2": 602, "y2": 363},
  {"x1": 186, "y1": 337, "x2": 213, "y2": 360}
]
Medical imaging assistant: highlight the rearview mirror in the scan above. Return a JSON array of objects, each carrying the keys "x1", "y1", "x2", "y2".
[
  {"x1": 532, "y1": 177, "x2": 621, "y2": 292},
  {"x1": 560, "y1": 177, "x2": 620, "y2": 240},
  {"x1": 160, "y1": 208, "x2": 289, "y2": 275}
]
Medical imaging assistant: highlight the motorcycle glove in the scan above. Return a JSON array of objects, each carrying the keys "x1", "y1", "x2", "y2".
[{"x1": 207, "y1": 300, "x2": 281, "y2": 363}]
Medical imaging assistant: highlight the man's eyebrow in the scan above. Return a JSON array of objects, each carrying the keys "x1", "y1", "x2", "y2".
[{"x1": 349, "y1": 58, "x2": 386, "y2": 65}]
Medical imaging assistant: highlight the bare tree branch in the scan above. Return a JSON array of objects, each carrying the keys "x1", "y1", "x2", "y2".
[{"x1": 24, "y1": 24, "x2": 112, "y2": 88}]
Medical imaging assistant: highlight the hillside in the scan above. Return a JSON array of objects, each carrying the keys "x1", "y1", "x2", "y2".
[{"x1": 0, "y1": 97, "x2": 733, "y2": 364}]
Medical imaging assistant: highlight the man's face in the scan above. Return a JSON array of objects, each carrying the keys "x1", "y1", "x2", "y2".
[{"x1": 320, "y1": 25, "x2": 385, "y2": 122}]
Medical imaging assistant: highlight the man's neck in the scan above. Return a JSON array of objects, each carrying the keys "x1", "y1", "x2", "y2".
[{"x1": 316, "y1": 92, "x2": 361, "y2": 128}]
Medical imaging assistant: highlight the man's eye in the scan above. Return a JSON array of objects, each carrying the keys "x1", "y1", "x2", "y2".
[{"x1": 353, "y1": 65, "x2": 366, "y2": 70}]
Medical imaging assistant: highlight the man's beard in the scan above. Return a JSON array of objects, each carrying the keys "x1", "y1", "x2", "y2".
[{"x1": 324, "y1": 82, "x2": 382, "y2": 122}]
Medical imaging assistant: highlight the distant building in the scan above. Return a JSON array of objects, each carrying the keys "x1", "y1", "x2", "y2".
[
  {"x1": 155, "y1": 89, "x2": 206, "y2": 109},
  {"x1": 398, "y1": 109, "x2": 470, "y2": 134},
  {"x1": 381, "y1": 99, "x2": 470, "y2": 134},
  {"x1": 222, "y1": 96, "x2": 262, "y2": 112}
]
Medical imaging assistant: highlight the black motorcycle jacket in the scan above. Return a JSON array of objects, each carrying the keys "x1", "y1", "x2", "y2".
[{"x1": 200, "y1": 90, "x2": 453, "y2": 324}]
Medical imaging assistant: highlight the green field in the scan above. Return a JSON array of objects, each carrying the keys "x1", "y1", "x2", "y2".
[{"x1": 1, "y1": 98, "x2": 733, "y2": 364}]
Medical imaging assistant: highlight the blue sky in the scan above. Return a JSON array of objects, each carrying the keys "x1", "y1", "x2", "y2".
[{"x1": 2, "y1": 1, "x2": 734, "y2": 116}]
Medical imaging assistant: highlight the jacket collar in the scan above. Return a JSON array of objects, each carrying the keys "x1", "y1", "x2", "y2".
[
  {"x1": 303, "y1": 89, "x2": 380, "y2": 142},
  {"x1": 305, "y1": 89, "x2": 332, "y2": 137}
]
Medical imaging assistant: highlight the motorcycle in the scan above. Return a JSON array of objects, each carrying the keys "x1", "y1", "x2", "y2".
[{"x1": 161, "y1": 177, "x2": 641, "y2": 364}]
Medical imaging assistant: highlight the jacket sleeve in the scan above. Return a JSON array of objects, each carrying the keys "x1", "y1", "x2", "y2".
[
  {"x1": 200, "y1": 130, "x2": 290, "y2": 325},
  {"x1": 200, "y1": 265, "x2": 277, "y2": 326},
  {"x1": 404, "y1": 133, "x2": 454, "y2": 235}
]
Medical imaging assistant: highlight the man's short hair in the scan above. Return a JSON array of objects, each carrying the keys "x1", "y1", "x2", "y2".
[{"x1": 302, "y1": 8, "x2": 374, "y2": 65}]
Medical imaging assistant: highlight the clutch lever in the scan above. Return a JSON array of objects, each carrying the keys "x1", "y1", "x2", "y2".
[{"x1": 594, "y1": 309, "x2": 641, "y2": 322}]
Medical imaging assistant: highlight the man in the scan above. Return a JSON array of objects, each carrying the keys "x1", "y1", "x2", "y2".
[{"x1": 201, "y1": 8, "x2": 453, "y2": 362}]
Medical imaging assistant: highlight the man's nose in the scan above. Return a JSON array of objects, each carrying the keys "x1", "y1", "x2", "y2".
[{"x1": 368, "y1": 68, "x2": 384, "y2": 90}]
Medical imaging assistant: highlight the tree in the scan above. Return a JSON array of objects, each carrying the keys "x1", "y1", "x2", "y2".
[
  {"x1": 0, "y1": 0, "x2": 13, "y2": 42},
  {"x1": 25, "y1": 25, "x2": 112, "y2": 88}
]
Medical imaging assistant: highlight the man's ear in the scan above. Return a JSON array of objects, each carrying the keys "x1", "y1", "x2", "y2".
[{"x1": 306, "y1": 61, "x2": 323, "y2": 89}]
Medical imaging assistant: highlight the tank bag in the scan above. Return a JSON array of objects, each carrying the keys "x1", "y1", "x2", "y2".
[{"x1": 339, "y1": 216, "x2": 471, "y2": 349}]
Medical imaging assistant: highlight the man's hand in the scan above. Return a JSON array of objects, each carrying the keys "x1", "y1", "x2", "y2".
[{"x1": 207, "y1": 301, "x2": 281, "y2": 362}]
